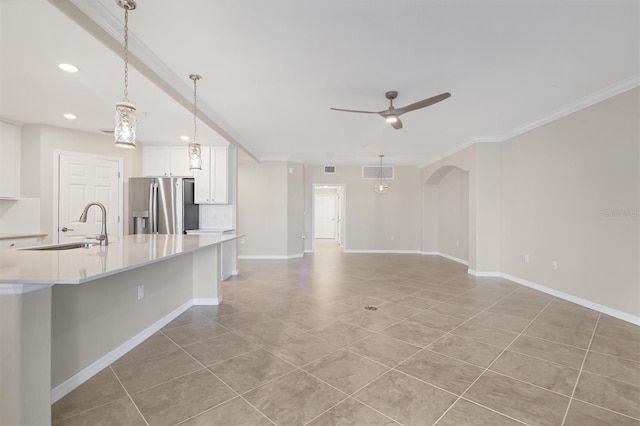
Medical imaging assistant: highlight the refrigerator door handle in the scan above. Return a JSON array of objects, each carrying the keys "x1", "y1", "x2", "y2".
[{"x1": 150, "y1": 182, "x2": 158, "y2": 234}]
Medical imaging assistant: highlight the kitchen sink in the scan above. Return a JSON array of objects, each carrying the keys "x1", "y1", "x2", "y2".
[{"x1": 20, "y1": 242, "x2": 99, "y2": 251}]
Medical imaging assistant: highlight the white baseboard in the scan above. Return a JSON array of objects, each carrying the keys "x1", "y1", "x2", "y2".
[
  {"x1": 304, "y1": 249, "x2": 314, "y2": 253},
  {"x1": 231, "y1": 269, "x2": 239, "y2": 276},
  {"x1": 420, "y1": 251, "x2": 469, "y2": 266},
  {"x1": 193, "y1": 297, "x2": 220, "y2": 305},
  {"x1": 238, "y1": 253, "x2": 304, "y2": 259},
  {"x1": 436, "y1": 252, "x2": 469, "y2": 266},
  {"x1": 468, "y1": 269, "x2": 501, "y2": 277},
  {"x1": 51, "y1": 300, "x2": 193, "y2": 403},
  {"x1": 343, "y1": 249, "x2": 421, "y2": 254},
  {"x1": 500, "y1": 272, "x2": 640, "y2": 326}
]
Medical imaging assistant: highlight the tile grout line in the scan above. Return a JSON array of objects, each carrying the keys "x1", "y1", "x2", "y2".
[
  {"x1": 560, "y1": 313, "x2": 601, "y2": 425},
  {"x1": 430, "y1": 297, "x2": 556, "y2": 425},
  {"x1": 164, "y1": 331, "x2": 279, "y2": 426},
  {"x1": 376, "y1": 283, "x2": 524, "y2": 379},
  {"x1": 569, "y1": 396, "x2": 640, "y2": 422},
  {"x1": 204, "y1": 266, "x2": 638, "y2": 424},
  {"x1": 109, "y1": 365, "x2": 150, "y2": 426},
  {"x1": 300, "y1": 283, "x2": 527, "y2": 425},
  {"x1": 456, "y1": 397, "x2": 531, "y2": 425}
]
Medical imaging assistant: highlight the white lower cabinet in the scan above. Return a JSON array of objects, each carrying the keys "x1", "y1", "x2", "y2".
[{"x1": 194, "y1": 146, "x2": 228, "y2": 204}]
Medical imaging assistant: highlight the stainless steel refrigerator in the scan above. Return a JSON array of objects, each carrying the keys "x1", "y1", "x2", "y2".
[{"x1": 129, "y1": 177, "x2": 199, "y2": 235}]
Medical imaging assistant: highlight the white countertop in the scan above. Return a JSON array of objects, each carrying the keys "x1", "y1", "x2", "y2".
[
  {"x1": 0, "y1": 233, "x2": 47, "y2": 240},
  {"x1": 0, "y1": 234, "x2": 240, "y2": 285}
]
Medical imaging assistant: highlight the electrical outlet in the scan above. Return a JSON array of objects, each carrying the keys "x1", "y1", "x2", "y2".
[
  {"x1": 390, "y1": 235, "x2": 395, "y2": 241},
  {"x1": 524, "y1": 254, "x2": 529, "y2": 263},
  {"x1": 456, "y1": 241, "x2": 459, "y2": 247},
  {"x1": 137, "y1": 285, "x2": 144, "y2": 300},
  {"x1": 551, "y1": 260, "x2": 558, "y2": 270},
  {"x1": 240, "y1": 238, "x2": 246, "y2": 244}
]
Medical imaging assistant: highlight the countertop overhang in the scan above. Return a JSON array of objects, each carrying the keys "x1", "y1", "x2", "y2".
[{"x1": 0, "y1": 233, "x2": 240, "y2": 285}]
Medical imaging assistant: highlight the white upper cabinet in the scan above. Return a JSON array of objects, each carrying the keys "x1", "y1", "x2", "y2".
[
  {"x1": 142, "y1": 146, "x2": 194, "y2": 177},
  {"x1": 193, "y1": 146, "x2": 228, "y2": 204},
  {"x1": 0, "y1": 122, "x2": 20, "y2": 199}
]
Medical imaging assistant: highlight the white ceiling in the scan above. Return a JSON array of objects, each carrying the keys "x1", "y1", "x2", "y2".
[{"x1": 1, "y1": 1, "x2": 638, "y2": 166}]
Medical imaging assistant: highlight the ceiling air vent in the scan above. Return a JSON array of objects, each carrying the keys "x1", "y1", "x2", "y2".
[
  {"x1": 99, "y1": 128, "x2": 115, "y2": 134},
  {"x1": 324, "y1": 165, "x2": 336, "y2": 174},
  {"x1": 362, "y1": 165, "x2": 394, "y2": 180}
]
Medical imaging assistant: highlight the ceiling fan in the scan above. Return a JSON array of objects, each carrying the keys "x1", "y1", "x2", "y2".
[{"x1": 330, "y1": 91, "x2": 451, "y2": 130}]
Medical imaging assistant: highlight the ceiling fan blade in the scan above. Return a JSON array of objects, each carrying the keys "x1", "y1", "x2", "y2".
[
  {"x1": 330, "y1": 107, "x2": 377, "y2": 114},
  {"x1": 391, "y1": 118, "x2": 403, "y2": 130},
  {"x1": 395, "y1": 92, "x2": 451, "y2": 115}
]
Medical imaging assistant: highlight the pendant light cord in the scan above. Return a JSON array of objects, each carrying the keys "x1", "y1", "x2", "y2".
[
  {"x1": 193, "y1": 77, "x2": 198, "y2": 143},
  {"x1": 123, "y1": 7, "x2": 129, "y2": 102}
]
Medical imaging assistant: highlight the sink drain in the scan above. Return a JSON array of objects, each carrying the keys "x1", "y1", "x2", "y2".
[{"x1": 364, "y1": 306, "x2": 377, "y2": 311}]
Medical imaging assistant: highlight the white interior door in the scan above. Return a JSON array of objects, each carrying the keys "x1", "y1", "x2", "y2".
[
  {"x1": 336, "y1": 187, "x2": 344, "y2": 246},
  {"x1": 58, "y1": 154, "x2": 120, "y2": 243},
  {"x1": 314, "y1": 193, "x2": 337, "y2": 239}
]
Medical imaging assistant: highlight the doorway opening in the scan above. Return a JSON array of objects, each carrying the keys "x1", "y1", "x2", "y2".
[{"x1": 312, "y1": 184, "x2": 346, "y2": 252}]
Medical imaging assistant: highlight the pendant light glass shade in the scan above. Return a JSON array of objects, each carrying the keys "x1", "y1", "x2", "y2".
[
  {"x1": 188, "y1": 142, "x2": 202, "y2": 170},
  {"x1": 114, "y1": 102, "x2": 137, "y2": 148},
  {"x1": 373, "y1": 155, "x2": 389, "y2": 194},
  {"x1": 188, "y1": 74, "x2": 202, "y2": 170},
  {"x1": 115, "y1": 0, "x2": 137, "y2": 149}
]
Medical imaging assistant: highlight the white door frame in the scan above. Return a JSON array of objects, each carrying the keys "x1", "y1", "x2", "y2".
[
  {"x1": 53, "y1": 150, "x2": 124, "y2": 243},
  {"x1": 311, "y1": 183, "x2": 347, "y2": 252}
]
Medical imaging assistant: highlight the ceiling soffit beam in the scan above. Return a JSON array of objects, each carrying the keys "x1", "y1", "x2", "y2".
[{"x1": 48, "y1": 0, "x2": 258, "y2": 162}]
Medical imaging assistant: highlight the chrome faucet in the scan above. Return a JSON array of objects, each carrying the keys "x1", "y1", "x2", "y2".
[{"x1": 79, "y1": 202, "x2": 109, "y2": 246}]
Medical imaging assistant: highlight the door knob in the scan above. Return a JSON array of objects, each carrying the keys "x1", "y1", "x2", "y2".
[{"x1": 61, "y1": 227, "x2": 74, "y2": 232}]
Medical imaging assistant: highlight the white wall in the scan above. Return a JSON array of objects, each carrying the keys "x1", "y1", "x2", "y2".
[
  {"x1": 287, "y1": 162, "x2": 305, "y2": 256},
  {"x1": 237, "y1": 160, "x2": 305, "y2": 257},
  {"x1": 421, "y1": 87, "x2": 639, "y2": 319},
  {"x1": 305, "y1": 164, "x2": 421, "y2": 252},
  {"x1": 501, "y1": 87, "x2": 639, "y2": 317},
  {"x1": 238, "y1": 161, "x2": 288, "y2": 256},
  {"x1": 437, "y1": 168, "x2": 469, "y2": 262}
]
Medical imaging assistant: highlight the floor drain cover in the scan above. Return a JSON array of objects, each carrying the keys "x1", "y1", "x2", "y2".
[{"x1": 364, "y1": 306, "x2": 377, "y2": 311}]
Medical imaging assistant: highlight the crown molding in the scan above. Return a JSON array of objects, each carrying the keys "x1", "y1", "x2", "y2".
[
  {"x1": 500, "y1": 74, "x2": 639, "y2": 142},
  {"x1": 420, "y1": 75, "x2": 639, "y2": 170}
]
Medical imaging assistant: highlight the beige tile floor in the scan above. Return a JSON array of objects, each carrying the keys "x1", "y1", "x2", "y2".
[{"x1": 52, "y1": 240, "x2": 640, "y2": 426}]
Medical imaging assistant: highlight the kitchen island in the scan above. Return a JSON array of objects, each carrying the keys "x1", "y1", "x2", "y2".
[{"x1": 0, "y1": 233, "x2": 239, "y2": 426}]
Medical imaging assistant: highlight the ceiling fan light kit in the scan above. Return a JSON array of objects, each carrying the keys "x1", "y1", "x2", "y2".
[
  {"x1": 114, "y1": 0, "x2": 138, "y2": 149},
  {"x1": 330, "y1": 90, "x2": 451, "y2": 130}
]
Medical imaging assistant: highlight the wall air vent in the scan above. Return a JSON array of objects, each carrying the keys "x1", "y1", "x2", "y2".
[
  {"x1": 362, "y1": 165, "x2": 394, "y2": 180},
  {"x1": 324, "y1": 165, "x2": 336, "y2": 174}
]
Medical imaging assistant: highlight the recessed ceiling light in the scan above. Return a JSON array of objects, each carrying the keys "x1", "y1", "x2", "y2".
[
  {"x1": 58, "y1": 63, "x2": 79, "y2": 73},
  {"x1": 180, "y1": 135, "x2": 190, "y2": 141},
  {"x1": 63, "y1": 113, "x2": 77, "y2": 120}
]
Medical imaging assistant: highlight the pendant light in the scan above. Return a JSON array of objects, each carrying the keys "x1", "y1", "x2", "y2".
[
  {"x1": 114, "y1": 0, "x2": 137, "y2": 149},
  {"x1": 188, "y1": 74, "x2": 202, "y2": 170},
  {"x1": 374, "y1": 155, "x2": 389, "y2": 194}
]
